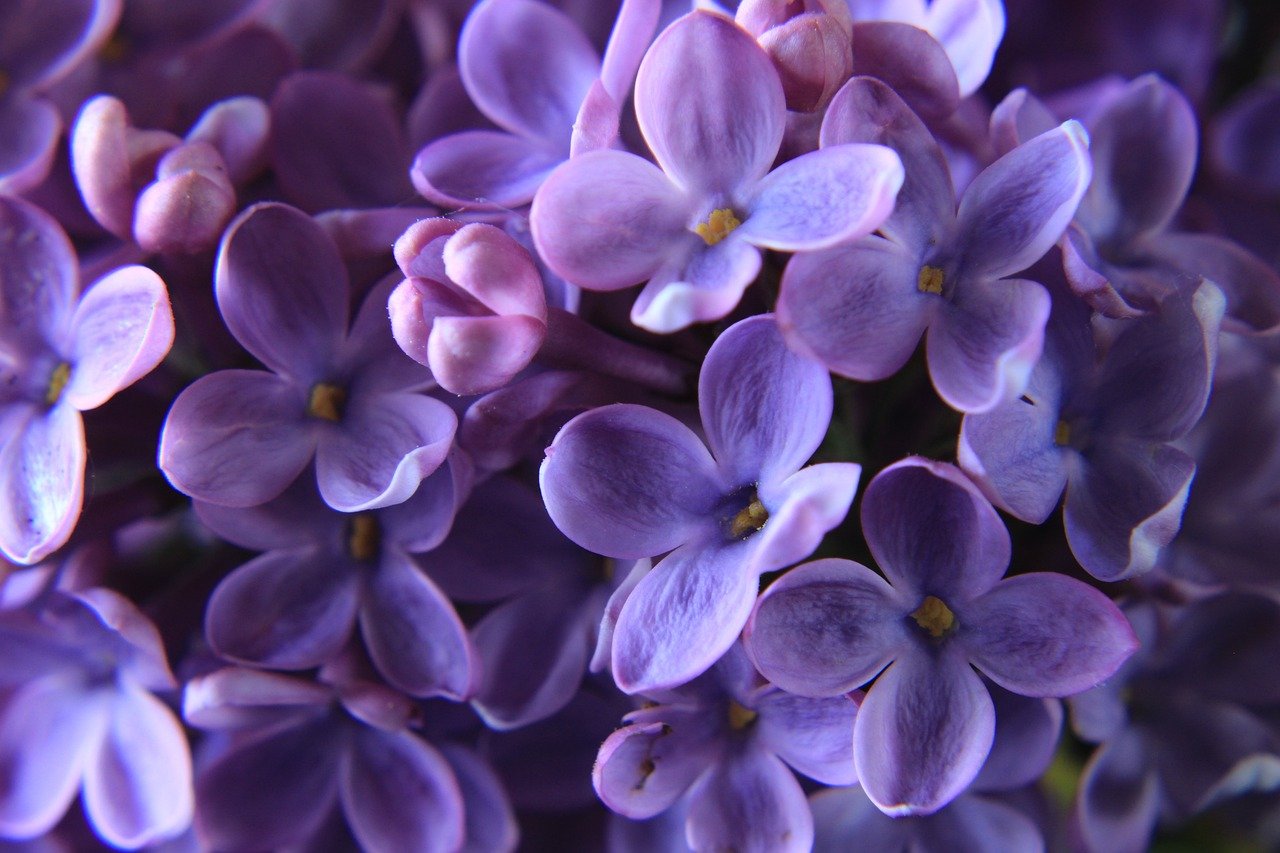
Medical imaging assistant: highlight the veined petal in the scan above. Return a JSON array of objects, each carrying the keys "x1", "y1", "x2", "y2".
[
  {"x1": 974, "y1": 687, "x2": 1063, "y2": 790},
  {"x1": 412, "y1": 130, "x2": 562, "y2": 209},
  {"x1": 745, "y1": 558, "x2": 907, "y2": 697},
  {"x1": 959, "y1": 394, "x2": 1069, "y2": 524},
  {"x1": 0, "y1": 195, "x2": 78, "y2": 342},
  {"x1": 961, "y1": 573, "x2": 1138, "y2": 697},
  {"x1": 635, "y1": 11, "x2": 785, "y2": 195},
  {"x1": 754, "y1": 690, "x2": 860, "y2": 786},
  {"x1": 540, "y1": 404, "x2": 721, "y2": 560},
  {"x1": 753, "y1": 463, "x2": 861, "y2": 573},
  {"x1": 532, "y1": 150, "x2": 689, "y2": 292},
  {"x1": 0, "y1": 404, "x2": 84, "y2": 566},
  {"x1": 854, "y1": 649, "x2": 994, "y2": 816},
  {"x1": 65, "y1": 266, "x2": 174, "y2": 411},
  {"x1": 686, "y1": 748, "x2": 813, "y2": 853},
  {"x1": 738, "y1": 143, "x2": 903, "y2": 251}
]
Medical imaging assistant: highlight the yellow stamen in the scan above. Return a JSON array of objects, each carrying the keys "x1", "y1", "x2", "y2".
[
  {"x1": 727, "y1": 701, "x2": 758, "y2": 730},
  {"x1": 347, "y1": 514, "x2": 381, "y2": 562},
  {"x1": 695, "y1": 208, "x2": 741, "y2": 246},
  {"x1": 910, "y1": 595, "x2": 956, "y2": 638},
  {"x1": 45, "y1": 362, "x2": 71, "y2": 405},
  {"x1": 729, "y1": 498, "x2": 768, "y2": 538},
  {"x1": 307, "y1": 382, "x2": 346, "y2": 422},
  {"x1": 917, "y1": 265, "x2": 945, "y2": 294},
  {"x1": 99, "y1": 34, "x2": 130, "y2": 64},
  {"x1": 1054, "y1": 420, "x2": 1071, "y2": 447}
]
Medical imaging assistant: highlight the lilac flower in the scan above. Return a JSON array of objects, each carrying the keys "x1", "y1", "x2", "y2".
[
  {"x1": 0, "y1": 196, "x2": 174, "y2": 565},
  {"x1": 959, "y1": 276, "x2": 1223, "y2": 581},
  {"x1": 532, "y1": 10, "x2": 904, "y2": 333},
  {"x1": 194, "y1": 459, "x2": 475, "y2": 699},
  {"x1": 735, "y1": 0, "x2": 854, "y2": 113},
  {"x1": 158, "y1": 202, "x2": 455, "y2": 511},
  {"x1": 778, "y1": 77, "x2": 1090, "y2": 412},
  {"x1": 0, "y1": 589, "x2": 192, "y2": 848},
  {"x1": 744, "y1": 458, "x2": 1136, "y2": 815},
  {"x1": 594, "y1": 643, "x2": 859, "y2": 852},
  {"x1": 540, "y1": 314, "x2": 860, "y2": 693}
]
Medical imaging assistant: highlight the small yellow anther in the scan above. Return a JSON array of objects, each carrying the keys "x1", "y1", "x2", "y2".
[
  {"x1": 911, "y1": 595, "x2": 956, "y2": 638},
  {"x1": 307, "y1": 382, "x2": 347, "y2": 422},
  {"x1": 729, "y1": 498, "x2": 768, "y2": 539},
  {"x1": 695, "y1": 208, "x2": 741, "y2": 246},
  {"x1": 347, "y1": 514, "x2": 381, "y2": 562},
  {"x1": 45, "y1": 362, "x2": 71, "y2": 405},
  {"x1": 99, "y1": 34, "x2": 130, "y2": 64},
  {"x1": 1054, "y1": 420, "x2": 1071, "y2": 447},
  {"x1": 917, "y1": 265, "x2": 945, "y2": 295},
  {"x1": 727, "y1": 701, "x2": 758, "y2": 730}
]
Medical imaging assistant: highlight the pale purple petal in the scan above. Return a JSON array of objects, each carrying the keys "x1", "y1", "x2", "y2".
[
  {"x1": 686, "y1": 747, "x2": 812, "y2": 853},
  {"x1": 989, "y1": 88, "x2": 1058, "y2": 156},
  {"x1": 777, "y1": 236, "x2": 931, "y2": 381},
  {"x1": 961, "y1": 573, "x2": 1138, "y2": 697},
  {"x1": 185, "y1": 96, "x2": 271, "y2": 185},
  {"x1": 855, "y1": 649, "x2": 994, "y2": 816},
  {"x1": 925, "y1": 0, "x2": 1005, "y2": 97},
  {"x1": 82, "y1": 686, "x2": 192, "y2": 849},
  {"x1": 531, "y1": 150, "x2": 689, "y2": 291},
  {"x1": 600, "y1": 0, "x2": 662, "y2": 104},
  {"x1": 0, "y1": 195, "x2": 78, "y2": 342},
  {"x1": 182, "y1": 668, "x2": 330, "y2": 731},
  {"x1": 361, "y1": 552, "x2": 474, "y2": 699},
  {"x1": 630, "y1": 236, "x2": 763, "y2": 333},
  {"x1": 1075, "y1": 729, "x2": 1160, "y2": 853},
  {"x1": 64, "y1": 266, "x2": 173, "y2": 411},
  {"x1": 426, "y1": 314, "x2": 545, "y2": 397},
  {"x1": 594, "y1": 716, "x2": 714, "y2": 819},
  {"x1": 753, "y1": 463, "x2": 861, "y2": 572},
  {"x1": 591, "y1": 558, "x2": 650, "y2": 673},
  {"x1": 745, "y1": 558, "x2": 908, "y2": 697},
  {"x1": 315, "y1": 392, "x2": 456, "y2": 512},
  {"x1": 849, "y1": 22, "x2": 960, "y2": 121},
  {"x1": 570, "y1": 79, "x2": 621, "y2": 156},
  {"x1": 0, "y1": 675, "x2": 106, "y2": 839},
  {"x1": 737, "y1": 144, "x2": 904, "y2": 251},
  {"x1": 926, "y1": 276, "x2": 1050, "y2": 413},
  {"x1": 612, "y1": 540, "x2": 761, "y2": 694},
  {"x1": 974, "y1": 688, "x2": 1063, "y2": 791},
  {"x1": 540, "y1": 404, "x2": 722, "y2": 560},
  {"x1": 635, "y1": 11, "x2": 784, "y2": 195},
  {"x1": 459, "y1": 0, "x2": 599, "y2": 142},
  {"x1": 755, "y1": 690, "x2": 859, "y2": 786},
  {"x1": 341, "y1": 728, "x2": 465, "y2": 853},
  {"x1": 412, "y1": 130, "x2": 562, "y2": 208},
  {"x1": 158, "y1": 370, "x2": 313, "y2": 507},
  {"x1": 438, "y1": 745, "x2": 519, "y2": 853},
  {"x1": 954, "y1": 122, "x2": 1092, "y2": 281},
  {"x1": 215, "y1": 202, "x2": 348, "y2": 382},
  {"x1": 699, "y1": 314, "x2": 833, "y2": 486},
  {"x1": 205, "y1": 549, "x2": 359, "y2": 670},
  {"x1": 0, "y1": 404, "x2": 84, "y2": 565},
  {"x1": 958, "y1": 395, "x2": 1069, "y2": 524},
  {"x1": 861, "y1": 458, "x2": 1011, "y2": 602}
]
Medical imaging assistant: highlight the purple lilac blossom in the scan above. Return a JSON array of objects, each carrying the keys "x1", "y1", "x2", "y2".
[
  {"x1": 734, "y1": 0, "x2": 854, "y2": 114},
  {"x1": 531, "y1": 10, "x2": 904, "y2": 333},
  {"x1": 540, "y1": 314, "x2": 860, "y2": 693},
  {"x1": 594, "y1": 643, "x2": 859, "y2": 852},
  {"x1": 744, "y1": 458, "x2": 1136, "y2": 815},
  {"x1": 158, "y1": 202, "x2": 455, "y2": 511},
  {"x1": 0, "y1": 588, "x2": 192, "y2": 848},
  {"x1": 0, "y1": 195, "x2": 174, "y2": 565},
  {"x1": 778, "y1": 76, "x2": 1090, "y2": 412},
  {"x1": 960, "y1": 274, "x2": 1224, "y2": 581}
]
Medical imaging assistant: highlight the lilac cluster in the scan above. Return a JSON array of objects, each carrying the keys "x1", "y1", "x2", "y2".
[{"x1": 1, "y1": 0, "x2": 1279, "y2": 851}]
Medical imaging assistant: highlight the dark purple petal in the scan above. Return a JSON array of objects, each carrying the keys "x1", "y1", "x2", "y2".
[
  {"x1": 412, "y1": 130, "x2": 561, "y2": 209},
  {"x1": 0, "y1": 0, "x2": 120, "y2": 88},
  {"x1": 438, "y1": 745, "x2": 519, "y2": 853},
  {"x1": 973, "y1": 688, "x2": 1063, "y2": 791},
  {"x1": 961, "y1": 573, "x2": 1138, "y2": 697},
  {"x1": 215, "y1": 203, "x2": 348, "y2": 382},
  {"x1": 361, "y1": 553, "x2": 475, "y2": 699},
  {"x1": 635, "y1": 11, "x2": 784, "y2": 195},
  {"x1": 193, "y1": 477, "x2": 336, "y2": 553},
  {"x1": 531, "y1": 150, "x2": 689, "y2": 291},
  {"x1": 341, "y1": 277, "x2": 436, "y2": 398},
  {"x1": 612, "y1": 541, "x2": 760, "y2": 694},
  {"x1": 1075, "y1": 729, "x2": 1159, "y2": 853},
  {"x1": 913, "y1": 793, "x2": 1044, "y2": 853},
  {"x1": 158, "y1": 370, "x2": 312, "y2": 507},
  {"x1": 82, "y1": 686, "x2": 192, "y2": 849},
  {"x1": 0, "y1": 94, "x2": 60, "y2": 195},
  {"x1": 855, "y1": 648, "x2": 994, "y2": 816},
  {"x1": 954, "y1": 122, "x2": 1091, "y2": 281},
  {"x1": 777, "y1": 236, "x2": 930, "y2": 381},
  {"x1": 1064, "y1": 442, "x2": 1196, "y2": 581},
  {"x1": 861, "y1": 458, "x2": 1010, "y2": 603},
  {"x1": 341, "y1": 728, "x2": 464, "y2": 853},
  {"x1": 686, "y1": 747, "x2": 813, "y2": 853},
  {"x1": 1144, "y1": 232, "x2": 1280, "y2": 335},
  {"x1": 959, "y1": 394, "x2": 1068, "y2": 524},
  {"x1": 849, "y1": 22, "x2": 960, "y2": 121},
  {"x1": 205, "y1": 549, "x2": 359, "y2": 670},
  {"x1": 745, "y1": 558, "x2": 908, "y2": 697},
  {"x1": 810, "y1": 786, "x2": 908, "y2": 852},
  {"x1": 0, "y1": 404, "x2": 84, "y2": 566},
  {"x1": 754, "y1": 689, "x2": 859, "y2": 786},
  {"x1": 540, "y1": 404, "x2": 721, "y2": 560}
]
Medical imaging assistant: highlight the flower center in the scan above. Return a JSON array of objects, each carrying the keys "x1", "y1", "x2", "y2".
[
  {"x1": 1054, "y1": 420, "x2": 1071, "y2": 447},
  {"x1": 910, "y1": 595, "x2": 956, "y2": 638},
  {"x1": 347, "y1": 513, "x2": 381, "y2": 562},
  {"x1": 728, "y1": 496, "x2": 769, "y2": 539},
  {"x1": 727, "y1": 701, "x2": 758, "y2": 730},
  {"x1": 99, "y1": 34, "x2": 131, "y2": 64},
  {"x1": 45, "y1": 362, "x2": 71, "y2": 405},
  {"x1": 695, "y1": 208, "x2": 741, "y2": 246},
  {"x1": 307, "y1": 382, "x2": 347, "y2": 422},
  {"x1": 917, "y1": 265, "x2": 945, "y2": 295}
]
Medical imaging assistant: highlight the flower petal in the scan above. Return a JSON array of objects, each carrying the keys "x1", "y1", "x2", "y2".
[
  {"x1": 745, "y1": 558, "x2": 907, "y2": 697},
  {"x1": 539, "y1": 404, "x2": 721, "y2": 560},
  {"x1": 974, "y1": 686, "x2": 1063, "y2": 790},
  {"x1": 0, "y1": 95, "x2": 60, "y2": 196},
  {"x1": 686, "y1": 747, "x2": 813, "y2": 853},
  {"x1": 924, "y1": 0, "x2": 1005, "y2": 97},
  {"x1": 412, "y1": 130, "x2": 562, "y2": 209},
  {"x1": 959, "y1": 394, "x2": 1069, "y2": 524},
  {"x1": 854, "y1": 649, "x2": 994, "y2": 816},
  {"x1": 629, "y1": 236, "x2": 762, "y2": 333},
  {"x1": 1075, "y1": 729, "x2": 1159, "y2": 853},
  {"x1": 158, "y1": 370, "x2": 313, "y2": 507},
  {"x1": 849, "y1": 23, "x2": 960, "y2": 121},
  {"x1": 593, "y1": 715, "x2": 716, "y2": 819},
  {"x1": 754, "y1": 689, "x2": 859, "y2": 786},
  {"x1": 0, "y1": 194, "x2": 78, "y2": 342},
  {"x1": 0, "y1": 404, "x2": 84, "y2": 565},
  {"x1": 753, "y1": 463, "x2": 861, "y2": 572}
]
